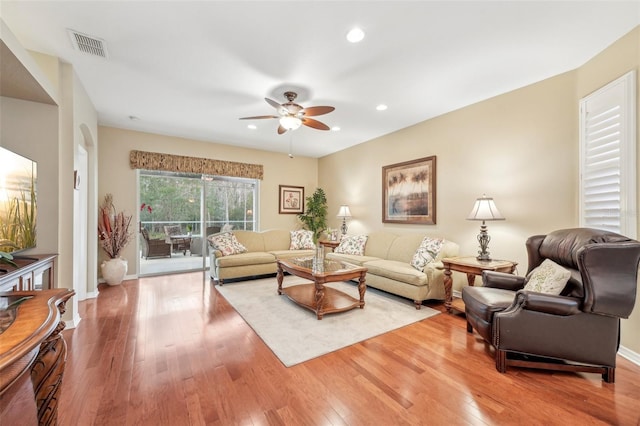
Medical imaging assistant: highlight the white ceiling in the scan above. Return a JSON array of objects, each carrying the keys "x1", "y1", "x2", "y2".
[{"x1": 1, "y1": 1, "x2": 639, "y2": 158}]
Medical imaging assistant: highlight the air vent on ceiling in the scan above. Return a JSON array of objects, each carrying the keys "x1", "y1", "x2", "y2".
[{"x1": 67, "y1": 29, "x2": 109, "y2": 58}]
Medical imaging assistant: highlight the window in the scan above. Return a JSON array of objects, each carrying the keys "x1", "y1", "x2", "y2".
[
  {"x1": 139, "y1": 171, "x2": 258, "y2": 236},
  {"x1": 579, "y1": 71, "x2": 636, "y2": 238}
]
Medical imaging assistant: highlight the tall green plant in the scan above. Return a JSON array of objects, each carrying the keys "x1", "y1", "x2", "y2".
[
  {"x1": 297, "y1": 188, "x2": 328, "y2": 243},
  {"x1": 0, "y1": 178, "x2": 36, "y2": 254}
]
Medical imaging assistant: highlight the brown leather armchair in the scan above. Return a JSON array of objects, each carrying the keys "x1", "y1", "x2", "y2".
[
  {"x1": 140, "y1": 228, "x2": 172, "y2": 259},
  {"x1": 462, "y1": 228, "x2": 640, "y2": 383}
]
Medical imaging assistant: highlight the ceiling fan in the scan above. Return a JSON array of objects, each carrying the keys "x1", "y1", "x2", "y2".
[{"x1": 240, "y1": 91, "x2": 335, "y2": 134}]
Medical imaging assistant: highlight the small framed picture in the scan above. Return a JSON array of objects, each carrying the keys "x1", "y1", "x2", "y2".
[{"x1": 279, "y1": 185, "x2": 304, "y2": 214}]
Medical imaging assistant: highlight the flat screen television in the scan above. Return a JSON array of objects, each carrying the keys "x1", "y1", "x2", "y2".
[{"x1": 0, "y1": 147, "x2": 37, "y2": 254}]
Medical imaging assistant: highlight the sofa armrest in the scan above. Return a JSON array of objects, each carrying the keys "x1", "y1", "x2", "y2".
[
  {"x1": 503, "y1": 291, "x2": 582, "y2": 316},
  {"x1": 482, "y1": 270, "x2": 525, "y2": 291}
]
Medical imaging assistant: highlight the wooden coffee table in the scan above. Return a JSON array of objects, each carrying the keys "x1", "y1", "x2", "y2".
[{"x1": 276, "y1": 258, "x2": 367, "y2": 320}]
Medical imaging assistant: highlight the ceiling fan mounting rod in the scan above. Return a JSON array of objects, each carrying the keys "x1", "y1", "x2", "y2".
[{"x1": 284, "y1": 91, "x2": 298, "y2": 102}]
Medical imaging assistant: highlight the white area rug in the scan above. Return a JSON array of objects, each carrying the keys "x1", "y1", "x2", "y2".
[{"x1": 216, "y1": 276, "x2": 439, "y2": 367}]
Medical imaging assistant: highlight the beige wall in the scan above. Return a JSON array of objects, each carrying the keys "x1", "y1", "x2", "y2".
[
  {"x1": 319, "y1": 26, "x2": 640, "y2": 353},
  {"x1": 97, "y1": 126, "x2": 318, "y2": 275},
  {"x1": 320, "y1": 70, "x2": 577, "y2": 275}
]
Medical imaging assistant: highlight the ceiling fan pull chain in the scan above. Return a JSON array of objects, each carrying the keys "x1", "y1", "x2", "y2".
[{"x1": 288, "y1": 133, "x2": 294, "y2": 159}]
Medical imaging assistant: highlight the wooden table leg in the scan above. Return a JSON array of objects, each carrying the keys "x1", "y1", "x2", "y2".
[
  {"x1": 315, "y1": 283, "x2": 325, "y2": 320},
  {"x1": 466, "y1": 273, "x2": 476, "y2": 286},
  {"x1": 444, "y1": 267, "x2": 453, "y2": 313},
  {"x1": 276, "y1": 263, "x2": 284, "y2": 295},
  {"x1": 357, "y1": 272, "x2": 366, "y2": 308}
]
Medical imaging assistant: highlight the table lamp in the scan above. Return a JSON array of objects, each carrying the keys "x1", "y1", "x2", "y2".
[
  {"x1": 337, "y1": 205, "x2": 352, "y2": 236},
  {"x1": 466, "y1": 194, "x2": 505, "y2": 261}
]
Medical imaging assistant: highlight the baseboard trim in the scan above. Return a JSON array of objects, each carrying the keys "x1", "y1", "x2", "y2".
[
  {"x1": 65, "y1": 315, "x2": 82, "y2": 330},
  {"x1": 618, "y1": 345, "x2": 640, "y2": 366},
  {"x1": 98, "y1": 273, "x2": 138, "y2": 285}
]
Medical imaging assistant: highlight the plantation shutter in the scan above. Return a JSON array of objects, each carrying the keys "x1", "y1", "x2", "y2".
[{"x1": 579, "y1": 71, "x2": 636, "y2": 237}]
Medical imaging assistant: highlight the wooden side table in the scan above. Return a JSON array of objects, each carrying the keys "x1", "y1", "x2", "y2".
[
  {"x1": 319, "y1": 240, "x2": 340, "y2": 252},
  {"x1": 441, "y1": 256, "x2": 517, "y2": 314}
]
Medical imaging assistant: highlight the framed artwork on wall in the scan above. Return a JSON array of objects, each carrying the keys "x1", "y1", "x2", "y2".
[
  {"x1": 279, "y1": 185, "x2": 304, "y2": 214},
  {"x1": 382, "y1": 155, "x2": 436, "y2": 224}
]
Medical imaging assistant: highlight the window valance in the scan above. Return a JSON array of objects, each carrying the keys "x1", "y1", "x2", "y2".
[{"x1": 129, "y1": 150, "x2": 263, "y2": 180}]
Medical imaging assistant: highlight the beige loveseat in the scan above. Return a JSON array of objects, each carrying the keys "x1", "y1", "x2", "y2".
[
  {"x1": 326, "y1": 231, "x2": 459, "y2": 309},
  {"x1": 209, "y1": 229, "x2": 315, "y2": 285}
]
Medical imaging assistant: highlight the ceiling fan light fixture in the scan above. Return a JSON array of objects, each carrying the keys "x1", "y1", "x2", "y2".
[{"x1": 280, "y1": 116, "x2": 302, "y2": 130}]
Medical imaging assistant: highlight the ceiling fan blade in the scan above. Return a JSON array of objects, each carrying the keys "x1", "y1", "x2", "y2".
[
  {"x1": 239, "y1": 115, "x2": 278, "y2": 120},
  {"x1": 265, "y1": 97, "x2": 285, "y2": 111},
  {"x1": 301, "y1": 117, "x2": 330, "y2": 131},
  {"x1": 301, "y1": 106, "x2": 335, "y2": 117},
  {"x1": 277, "y1": 125, "x2": 288, "y2": 135}
]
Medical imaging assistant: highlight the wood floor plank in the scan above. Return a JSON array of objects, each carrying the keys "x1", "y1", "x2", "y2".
[{"x1": 58, "y1": 272, "x2": 640, "y2": 425}]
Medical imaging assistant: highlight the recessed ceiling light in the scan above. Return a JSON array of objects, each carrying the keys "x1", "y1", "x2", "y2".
[
  {"x1": 247, "y1": 124, "x2": 257, "y2": 130},
  {"x1": 376, "y1": 104, "x2": 388, "y2": 111},
  {"x1": 346, "y1": 27, "x2": 365, "y2": 43},
  {"x1": 331, "y1": 126, "x2": 341, "y2": 132}
]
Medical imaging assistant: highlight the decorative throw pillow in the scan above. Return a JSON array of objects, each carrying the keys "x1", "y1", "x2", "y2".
[
  {"x1": 289, "y1": 230, "x2": 315, "y2": 250},
  {"x1": 334, "y1": 235, "x2": 368, "y2": 256},
  {"x1": 207, "y1": 232, "x2": 247, "y2": 256},
  {"x1": 523, "y1": 259, "x2": 571, "y2": 295},
  {"x1": 410, "y1": 237, "x2": 444, "y2": 272},
  {"x1": 221, "y1": 223, "x2": 234, "y2": 233}
]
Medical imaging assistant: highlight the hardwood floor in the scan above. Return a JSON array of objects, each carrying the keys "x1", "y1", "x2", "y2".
[{"x1": 59, "y1": 272, "x2": 640, "y2": 425}]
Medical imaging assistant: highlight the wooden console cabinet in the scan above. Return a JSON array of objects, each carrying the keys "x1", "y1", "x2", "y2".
[
  {"x1": 0, "y1": 254, "x2": 56, "y2": 292},
  {"x1": 0, "y1": 288, "x2": 74, "y2": 425}
]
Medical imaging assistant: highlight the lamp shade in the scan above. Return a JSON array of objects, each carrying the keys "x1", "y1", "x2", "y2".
[
  {"x1": 337, "y1": 205, "x2": 352, "y2": 218},
  {"x1": 467, "y1": 195, "x2": 505, "y2": 221},
  {"x1": 279, "y1": 116, "x2": 302, "y2": 130}
]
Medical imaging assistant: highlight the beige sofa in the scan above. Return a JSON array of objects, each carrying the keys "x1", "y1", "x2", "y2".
[
  {"x1": 326, "y1": 231, "x2": 459, "y2": 309},
  {"x1": 209, "y1": 229, "x2": 315, "y2": 285}
]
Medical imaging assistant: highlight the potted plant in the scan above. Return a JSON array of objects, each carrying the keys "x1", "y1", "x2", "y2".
[
  {"x1": 297, "y1": 188, "x2": 328, "y2": 268},
  {"x1": 297, "y1": 187, "x2": 328, "y2": 244},
  {"x1": 98, "y1": 194, "x2": 133, "y2": 285}
]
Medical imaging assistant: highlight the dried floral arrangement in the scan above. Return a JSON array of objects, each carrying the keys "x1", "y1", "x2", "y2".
[{"x1": 98, "y1": 194, "x2": 133, "y2": 259}]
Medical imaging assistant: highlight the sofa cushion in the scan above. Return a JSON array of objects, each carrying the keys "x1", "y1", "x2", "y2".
[
  {"x1": 362, "y1": 232, "x2": 398, "y2": 258},
  {"x1": 325, "y1": 253, "x2": 381, "y2": 266},
  {"x1": 215, "y1": 251, "x2": 275, "y2": 267},
  {"x1": 232, "y1": 230, "x2": 266, "y2": 252},
  {"x1": 289, "y1": 230, "x2": 315, "y2": 249},
  {"x1": 524, "y1": 259, "x2": 571, "y2": 295},
  {"x1": 270, "y1": 249, "x2": 315, "y2": 260},
  {"x1": 335, "y1": 235, "x2": 368, "y2": 255},
  {"x1": 410, "y1": 237, "x2": 444, "y2": 272},
  {"x1": 364, "y1": 259, "x2": 428, "y2": 286},
  {"x1": 208, "y1": 232, "x2": 248, "y2": 256}
]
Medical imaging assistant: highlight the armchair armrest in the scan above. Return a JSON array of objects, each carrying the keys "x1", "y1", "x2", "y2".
[
  {"x1": 482, "y1": 271, "x2": 525, "y2": 291},
  {"x1": 504, "y1": 291, "x2": 582, "y2": 316}
]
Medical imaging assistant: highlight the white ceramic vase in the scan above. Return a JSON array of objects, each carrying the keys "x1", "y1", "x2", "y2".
[{"x1": 101, "y1": 257, "x2": 128, "y2": 285}]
